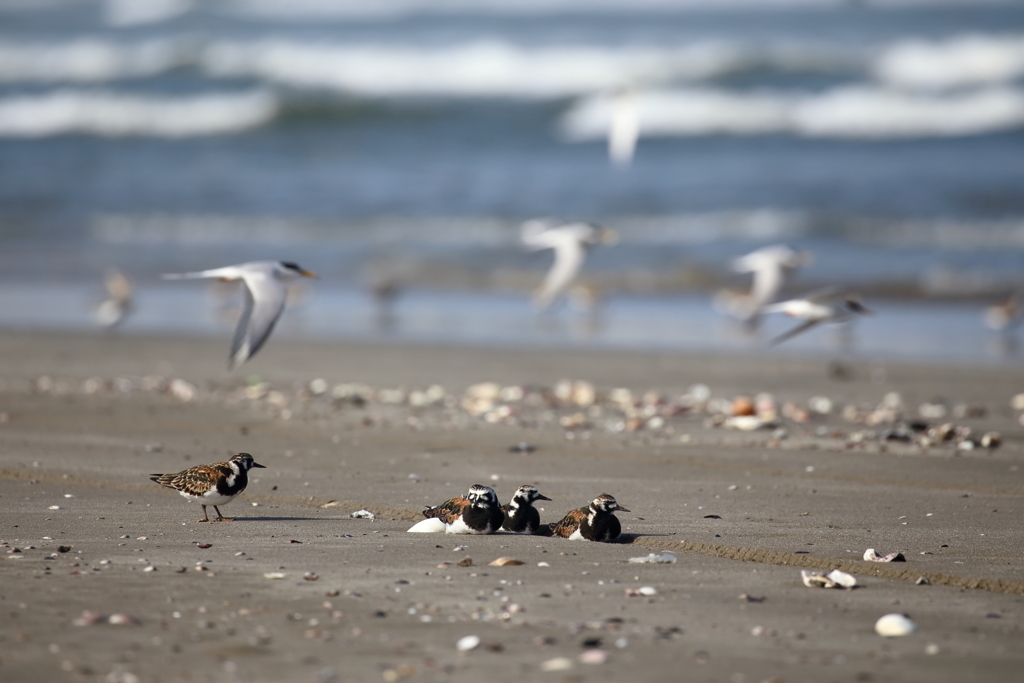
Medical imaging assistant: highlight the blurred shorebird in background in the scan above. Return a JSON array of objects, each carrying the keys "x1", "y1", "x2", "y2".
[
  {"x1": 717, "y1": 244, "x2": 812, "y2": 330},
  {"x1": 521, "y1": 219, "x2": 617, "y2": 312},
  {"x1": 763, "y1": 287, "x2": 871, "y2": 346},
  {"x1": 94, "y1": 268, "x2": 134, "y2": 330},
  {"x1": 983, "y1": 293, "x2": 1021, "y2": 333},
  {"x1": 163, "y1": 261, "x2": 317, "y2": 368}
]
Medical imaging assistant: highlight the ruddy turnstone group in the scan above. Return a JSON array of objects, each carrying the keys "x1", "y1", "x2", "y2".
[
  {"x1": 407, "y1": 484, "x2": 629, "y2": 542},
  {"x1": 150, "y1": 452, "x2": 265, "y2": 522}
]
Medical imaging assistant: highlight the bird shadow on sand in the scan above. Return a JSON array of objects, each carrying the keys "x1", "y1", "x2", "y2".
[{"x1": 229, "y1": 516, "x2": 330, "y2": 522}]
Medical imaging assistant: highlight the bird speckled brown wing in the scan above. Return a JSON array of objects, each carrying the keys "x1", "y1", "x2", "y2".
[
  {"x1": 151, "y1": 463, "x2": 229, "y2": 497},
  {"x1": 549, "y1": 506, "x2": 588, "y2": 538},
  {"x1": 423, "y1": 496, "x2": 470, "y2": 524}
]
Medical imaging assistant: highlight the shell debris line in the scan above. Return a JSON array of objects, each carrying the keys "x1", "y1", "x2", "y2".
[
  {"x1": 17, "y1": 373, "x2": 1004, "y2": 457},
  {"x1": 864, "y1": 548, "x2": 906, "y2": 562}
]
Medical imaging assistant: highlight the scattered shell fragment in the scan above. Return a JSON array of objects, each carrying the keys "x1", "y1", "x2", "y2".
[
  {"x1": 168, "y1": 378, "x2": 196, "y2": 402},
  {"x1": 981, "y1": 432, "x2": 1001, "y2": 448},
  {"x1": 456, "y1": 557, "x2": 473, "y2": 568},
  {"x1": 540, "y1": 657, "x2": 574, "y2": 672},
  {"x1": 264, "y1": 572, "x2": 287, "y2": 580},
  {"x1": 875, "y1": 613, "x2": 917, "y2": 637},
  {"x1": 801, "y1": 569, "x2": 856, "y2": 589},
  {"x1": 349, "y1": 509, "x2": 375, "y2": 520},
  {"x1": 320, "y1": 501, "x2": 341, "y2": 508},
  {"x1": 456, "y1": 635, "x2": 480, "y2": 652},
  {"x1": 579, "y1": 649, "x2": 608, "y2": 665},
  {"x1": 864, "y1": 548, "x2": 906, "y2": 562},
  {"x1": 915, "y1": 576, "x2": 931, "y2": 585},
  {"x1": 628, "y1": 553, "x2": 676, "y2": 564},
  {"x1": 107, "y1": 613, "x2": 140, "y2": 626},
  {"x1": 48, "y1": 505, "x2": 62, "y2": 510},
  {"x1": 304, "y1": 572, "x2": 319, "y2": 581},
  {"x1": 488, "y1": 557, "x2": 525, "y2": 567}
]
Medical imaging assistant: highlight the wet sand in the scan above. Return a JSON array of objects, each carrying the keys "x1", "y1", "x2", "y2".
[{"x1": 1, "y1": 330, "x2": 1023, "y2": 683}]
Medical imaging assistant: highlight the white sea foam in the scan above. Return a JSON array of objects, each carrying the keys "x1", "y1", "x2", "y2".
[
  {"x1": 103, "y1": 0, "x2": 195, "y2": 27},
  {"x1": 874, "y1": 34, "x2": 1024, "y2": 90},
  {"x1": 201, "y1": 39, "x2": 756, "y2": 97},
  {"x1": 0, "y1": 89, "x2": 278, "y2": 137},
  {"x1": 560, "y1": 85, "x2": 1024, "y2": 140},
  {"x1": 0, "y1": 37, "x2": 196, "y2": 82}
]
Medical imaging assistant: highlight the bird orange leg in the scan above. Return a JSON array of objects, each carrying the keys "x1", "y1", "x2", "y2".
[
  {"x1": 213, "y1": 506, "x2": 233, "y2": 522},
  {"x1": 197, "y1": 505, "x2": 212, "y2": 523}
]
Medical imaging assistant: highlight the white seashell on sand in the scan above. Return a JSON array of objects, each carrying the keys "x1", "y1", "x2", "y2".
[{"x1": 875, "y1": 613, "x2": 917, "y2": 637}]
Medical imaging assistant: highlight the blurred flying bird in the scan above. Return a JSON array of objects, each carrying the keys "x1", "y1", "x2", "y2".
[
  {"x1": 163, "y1": 261, "x2": 317, "y2": 368},
  {"x1": 94, "y1": 268, "x2": 134, "y2": 329},
  {"x1": 521, "y1": 219, "x2": 617, "y2": 312},
  {"x1": 727, "y1": 244, "x2": 813, "y2": 328},
  {"x1": 608, "y1": 88, "x2": 639, "y2": 168},
  {"x1": 763, "y1": 287, "x2": 871, "y2": 346}
]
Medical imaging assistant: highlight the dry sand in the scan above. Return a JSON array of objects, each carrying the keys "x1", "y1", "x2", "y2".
[{"x1": 1, "y1": 330, "x2": 1023, "y2": 683}]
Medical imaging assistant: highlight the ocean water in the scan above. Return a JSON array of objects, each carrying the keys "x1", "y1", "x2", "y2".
[{"x1": 1, "y1": 0, "x2": 1023, "y2": 363}]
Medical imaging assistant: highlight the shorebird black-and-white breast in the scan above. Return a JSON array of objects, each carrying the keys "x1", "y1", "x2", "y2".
[
  {"x1": 162, "y1": 260, "x2": 317, "y2": 368},
  {"x1": 407, "y1": 484, "x2": 504, "y2": 534},
  {"x1": 150, "y1": 452, "x2": 265, "y2": 522},
  {"x1": 521, "y1": 219, "x2": 617, "y2": 312},
  {"x1": 763, "y1": 287, "x2": 871, "y2": 346},
  {"x1": 501, "y1": 484, "x2": 552, "y2": 535},
  {"x1": 550, "y1": 493, "x2": 629, "y2": 542}
]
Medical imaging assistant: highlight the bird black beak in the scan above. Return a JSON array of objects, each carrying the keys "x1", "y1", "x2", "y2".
[
  {"x1": 252, "y1": 462, "x2": 267, "y2": 468},
  {"x1": 614, "y1": 504, "x2": 630, "y2": 512},
  {"x1": 536, "y1": 494, "x2": 552, "y2": 501}
]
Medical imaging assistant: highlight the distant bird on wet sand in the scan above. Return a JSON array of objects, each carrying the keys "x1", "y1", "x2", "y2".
[
  {"x1": 163, "y1": 261, "x2": 317, "y2": 368},
  {"x1": 763, "y1": 287, "x2": 871, "y2": 346},
  {"x1": 150, "y1": 452, "x2": 265, "y2": 523},
  {"x1": 984, "y1": 293, "x2": 1022, "y2": 333},
  {"x1": 95, "y1": 268, "x2": 134, "y2": 329},
  {"x1": 521, "y1": 219, "x2": 617, "y2": 312}
]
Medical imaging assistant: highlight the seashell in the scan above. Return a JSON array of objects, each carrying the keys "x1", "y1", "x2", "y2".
[
  {"x1": 638, "y1": 586, "x2": 658, "y2": 596},
  {"x1": 73, "y1": 610, "x2": 108, "y2": 626},
  {"x1": 801, "y1": 570, "x2": 837, "y2": 588},
  {"x1": 875, "y1": 613, "x2": 917, "y2": 637},
  {"x1": 723, "y1": 415, "x2": 766, "y2": 431},
  {"x1": 540, "y1": 657, "x2": 574, "y2": 672},
  {"x1": 553, "y1": 380, "x2": 574, "y2": 403},
  {"x1": 1012, "y1": 393, "x2": 1024, "y2": 411},
  {"x1": 456, "y1": 557, "x2": 473, "y2": 567},
  {"x1": 466, "y1": 382, "x2": 501, "y2": 400},
  {"x1": 918, "y1": 402, "x2": 947, "y2": 419},
  {"x1": 627, "y1": 553, "x2": 676, "y2": 564},
  {"x1": 304, "y1": 572, "x2": 319, "y2": 581},
  {"x1": 308, "y1": 378, "x2": 329, "y2": 396},
  {"x1": 825, "y1": 569, "x2": 858, "y2": 588},
  {"x1": 169, "y1": 378, "x2": 196, "y2": 402},
  {"x1": 499, "y1": 385, "x2": 524, "y2": 402},
  {"x1": 572, "y1": 381, "x2": 596, "y2": 407},
  {"x1": 537, "y1": 562, "x2": 550, "y2": 567},
  {"x1": 107, "y1": 613, "x2": 140, "y2": 626},
  {"x1": 808, "y1": 396, "x2": 833, "y2": 414},
  {"x1": 488, "y1": 557, "x2": 525, "y2": 567},
  {"x1": 407, "y1": 518, "x2": 445, "y2": 533},
  {"x1": 263, "y1": 572, "x2": 287, "y2": 579},
  {"x1": 456, "y1": 635, "x2": 480, "y2": 651},
  {"x1": 349, "y1": 509, "x2": 375, "y2": 520},
  {"x1": 864, "y1": 548, "x2": 906, "y2": 562},
  {"x1": 732, "y1": 396, "x2": 755, "y2": 416},
  {"x1": 579, "y1": 649, "x2": 608, "y2": 665}
]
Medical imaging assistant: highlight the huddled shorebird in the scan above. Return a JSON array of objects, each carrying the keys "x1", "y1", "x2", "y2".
[
  {"x1": 501, "y1": 484, "x2": 552, "y2": 535},
  {"x1": 550, "y1": 493, "x2": 630, "y2": 542},
  {"x1": 408, "y1": 484, "x2": 505, "y2": 535}
]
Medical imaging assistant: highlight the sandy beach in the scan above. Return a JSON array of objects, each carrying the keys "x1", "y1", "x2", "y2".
[{"x1": 2, "y1": 329, "x2": 1023, "y2": 683}]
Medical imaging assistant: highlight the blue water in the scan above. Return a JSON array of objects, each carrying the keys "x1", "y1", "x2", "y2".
[{"x1": 1, "y1": 0, "x2": 1023, "y2": 362}]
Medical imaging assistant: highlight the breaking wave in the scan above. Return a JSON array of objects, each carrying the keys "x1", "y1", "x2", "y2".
[
  {"x1": 560, "y1": 86, "x2": 1024, "y2": 140},
  {"x1": 875, "y1": 34, "x2": 1024, "y2": 90},
  {"x1": 0, "y1": 89, "x2": 278, "y2": 137},
  {"x1": 0, "y1": 37, "x2": 197, "y2": 82}
]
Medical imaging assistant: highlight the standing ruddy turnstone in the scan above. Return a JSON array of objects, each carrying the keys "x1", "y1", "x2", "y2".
[
  {"x1": 501, "y1": 484, "x2": 552, "y2": 535},
  {"x1": 407, "y1": 484, "x2": 504, "y2": 534},
  {"x1": 550, "y1": 493, "x2": 630, "y2": 542},
  {"x1": 150, "y1": 453, "x2": 265, "y2": 522}
]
